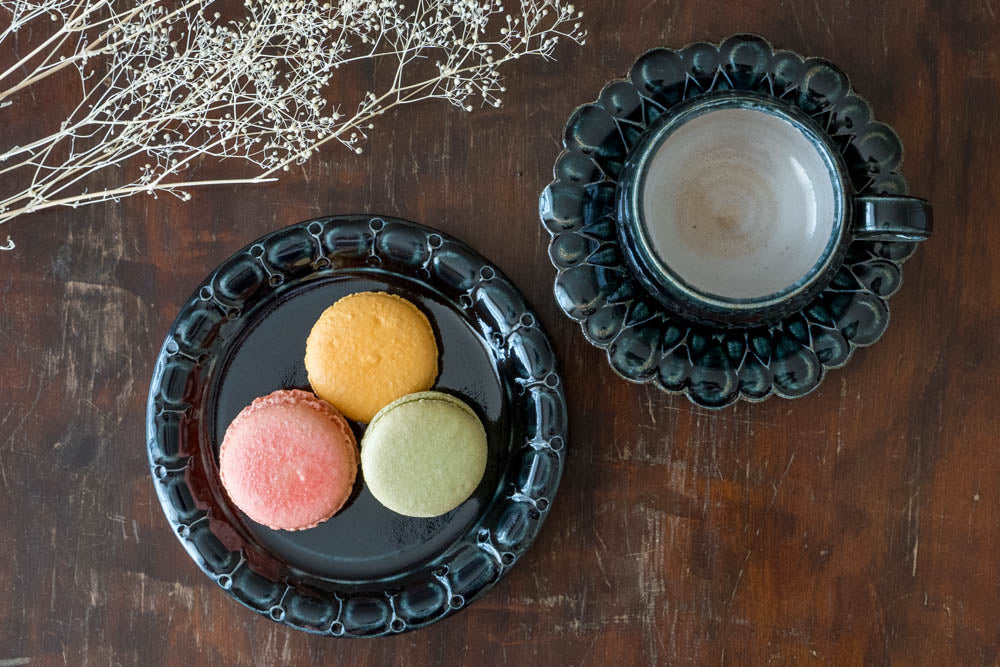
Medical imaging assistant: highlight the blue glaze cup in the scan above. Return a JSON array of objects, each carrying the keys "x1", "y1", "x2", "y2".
[{"x1": 617, "y1": 91, "x2": 932, "y2": 328}]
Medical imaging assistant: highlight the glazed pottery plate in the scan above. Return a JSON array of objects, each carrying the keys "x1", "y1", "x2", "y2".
[
  {"x1": 540, "y1": 34, "x2": 923, "y2": 408},
  {"x1": 146, "y1": 215, "x2": 566, "y2": 636}
]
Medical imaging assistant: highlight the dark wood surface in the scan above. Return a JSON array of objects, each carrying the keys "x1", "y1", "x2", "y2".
[{"x1": 2, "y1": 1, "x2": 998, "y2": 664}]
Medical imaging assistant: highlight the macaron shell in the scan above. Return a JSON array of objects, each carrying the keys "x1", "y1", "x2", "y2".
[
  {"x1": 366, "y1": 390, "x2": 480, "y2": 429},
  {"x1": 304, "y1": 291, "x2": 439, "y2": 423},
  {"x1": 220, "y1": 389, "x2": 358, "y2": 531},
  {"x1": 361, "y1": 391, "x2": 487, "y2": 518}
]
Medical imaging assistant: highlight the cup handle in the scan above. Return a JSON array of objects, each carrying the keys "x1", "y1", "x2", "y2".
[{"x1": 852, "y1": 195, "x2": 933, "y2": 242}]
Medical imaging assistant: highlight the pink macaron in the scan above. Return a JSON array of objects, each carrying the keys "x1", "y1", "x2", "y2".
[{"x1": 219, "y1": 389, "x2": 358, "y2": 531}]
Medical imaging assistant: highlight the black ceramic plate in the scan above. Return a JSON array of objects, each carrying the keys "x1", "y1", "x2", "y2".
[
  {"x1": 146, "y1": 215, "x2": 566, "y2": 636},
  {"x1": 540, "y1": 34, "x2": 923, "y2": 408}
]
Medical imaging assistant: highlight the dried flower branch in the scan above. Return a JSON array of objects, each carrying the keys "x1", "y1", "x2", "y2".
[{"x1": 0, "y1": 0, "x2": 585, "y2": 249}]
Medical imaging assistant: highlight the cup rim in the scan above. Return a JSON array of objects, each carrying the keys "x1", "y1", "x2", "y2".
[{"x1": 619, "y1": 90, "x2": 854, "y2": 315}]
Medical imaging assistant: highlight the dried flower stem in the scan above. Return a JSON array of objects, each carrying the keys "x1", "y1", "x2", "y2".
[{"x1": 0, "y1": 0, "x2": 586, "y2": 248}]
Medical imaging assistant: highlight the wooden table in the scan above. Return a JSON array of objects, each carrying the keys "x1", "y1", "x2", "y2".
[{"x1": 2, "y1": 1, "x2": 997, "y2": 664}]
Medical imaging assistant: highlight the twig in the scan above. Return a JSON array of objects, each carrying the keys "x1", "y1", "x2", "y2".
[{"x1": 0, "y1": 0, "x2": 586, "y2": 248}]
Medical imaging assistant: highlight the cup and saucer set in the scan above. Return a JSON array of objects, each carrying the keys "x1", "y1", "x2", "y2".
[
  {"x1": 148, "y1": 33, "x2": 931, "y2": 635},
  {"x1": 541, "y1": 33, "x2": 931, "y2": 408}
]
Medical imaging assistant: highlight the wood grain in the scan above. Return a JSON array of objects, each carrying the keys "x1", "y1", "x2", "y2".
[{"x1": 2, "y1": 1, "x2": 998, "y2": 665}]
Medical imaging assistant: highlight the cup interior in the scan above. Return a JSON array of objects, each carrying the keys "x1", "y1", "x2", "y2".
[{"x1": 639, "y1": 102, "x2": 841, "y2": 301}]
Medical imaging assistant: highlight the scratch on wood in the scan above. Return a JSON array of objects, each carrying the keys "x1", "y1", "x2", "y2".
[
  {"x1": 730, "y1": 549, "x2": 752, "y2": 602},
  {"x1": 639, "y1": 0, "x2": 658, "y2": 14},
  {"x1": 3, "y1": 381, "x2": 42, "y2": 451},
  {"x1": 731, "y1": 450, "x2": 797, "y2": 605},
  {"x1": 766, "y1": 452, "x2": 797, "y2": 515},
  {"x1": 968, "y1": 480, "x2": 981, "y2": 532},
  {"x1": 836, "y1": 377, "x2": 847, "y2": 458},
  {"x1": 592, "y1": 531, "x2": 613, "y2": 590},
  {"x1": 107, "y1": 514, "x2": 128, "y2": 541},
  {"x1": 0, "y1": 406, "x2": 14, "y2": 432},
  {"x1": 280, "y1": 631, "x2": 292, "y2": 663},
  {"x1": 653, "y1": 401, "x2": 775, "y2": 429},
  {"x1": 907, "y1": 490, "x2": 921, "y2": 577},
  {"x1": 643, "y1": 385, "x2": 657, "y2": 426},
  {"x1": 623, "y1": 510, "x2": 633, "y2": 555},
  {"x1": 125, "y1": 572, "x2": 194, "y2": 612},
  {"x1": 881, "y1": 0, "x2": 889, "y2": 57},
  {"x1": 517, "y1": 594, "x2": 571, "y2": 609},
  {"x1": 579, "y1": 631, "x2": 602, "y2": 667},
  {"x1": 171, "y1": 581, "x2": 195, "y2": 610},
  {"x1": 49, "y1": 562, "x2": 57, "y2": 612},
  {"x1": 788, "y1": 0, "x2": 806, "y2": 43},
  {"x1": 89, "y1": 569, "x2": 102, "y2": 608},
  {"x1": 905, "y1": 431, "x2": 923, "y2": 577},
  {"x1": 811, "y1": 0, "x2": 835, "y2": 40},
  {"x1": 744, "y1": 456, "x2": 751, "y2": 530},
  {"x1": 636, "y1": 505, "x2": 666, "y2": 665},
  {"x1": 0, "y1": 659, "x2": 32, "y2": 666}
]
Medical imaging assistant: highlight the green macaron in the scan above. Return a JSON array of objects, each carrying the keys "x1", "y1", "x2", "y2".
[{"x1": 360, "y1": 391, "x2": 488, "y2": 518}]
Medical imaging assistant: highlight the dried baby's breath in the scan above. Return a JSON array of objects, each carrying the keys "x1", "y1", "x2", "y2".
[{"x1": 0, "y1": 0, "x2": 586, "y2": 248}]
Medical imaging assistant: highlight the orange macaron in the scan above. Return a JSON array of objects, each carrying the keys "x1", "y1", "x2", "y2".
[{"x1": 304, "y1": 291, "x2": 439, "y2": 423}]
